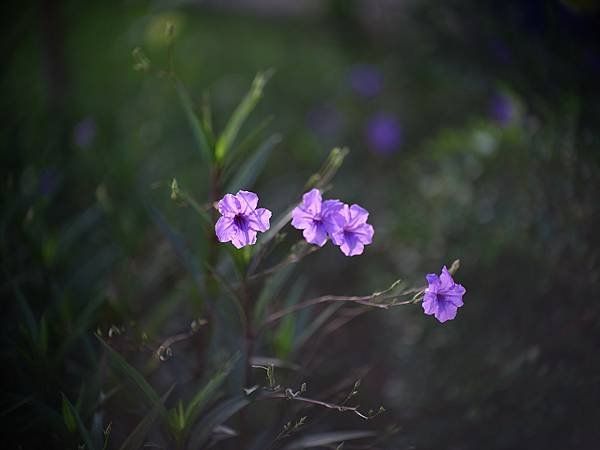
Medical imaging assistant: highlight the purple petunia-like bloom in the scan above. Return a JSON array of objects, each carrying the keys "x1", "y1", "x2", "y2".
[
  {"x1": 330, "y1": 204, "x2": 374, "y2": 256},
  {"x1": 291, "y1": 189, "x2": 343, "y2": 247},
  {"x1": 215, "y1": 190, "x2": 271, "y2": 249},
  {"x1": 422, "y1": 266, "x2": 466, "y2": 323}
]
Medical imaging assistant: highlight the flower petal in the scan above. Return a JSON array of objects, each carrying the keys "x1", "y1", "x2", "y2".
[
  {"x1": 338, "y1": 232, "x2": 365, "y2": 256},
  {"x1": 434, "y1": 301, "x2": 458, "y2": 323},
  {"x1": 352, "y1": 223, "x2": 374, "y2": 244},
  {"x1": 439, "y1": 265, "x2": 455, "y2": 292},
  {"x1": 218, "y1": 194, "x2": 242, "y2": 217},
  {"x1": 301, "y1": 188, "x2": 322, "y2": 215},
  {"x1": 422, "y1": 292, "x2": 438, "y2": 315},
  {"x1": 291, "y1": 206, "x2": 315, "y2": 230},
  {"x1": 303, "y1": 222, "x2": 328, "y2": 247},
  {"x1": 247, "y1": 207, "x2": 272, "y2": 232},
  {"x1": 231, "y1": 227, "x2": 257, "y2": 249},
  {"x1": 236, "y1": 190, "x2": 259, "y2": 213},
  {"x1": 348, "y1": 204, "x2": 369, "y2": 226},
  {"x1": 215, "y1": 216, "x2": 237, "y2": 242}
]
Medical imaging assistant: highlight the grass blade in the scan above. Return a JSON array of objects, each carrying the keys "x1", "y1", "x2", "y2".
[
  {"x1": 284, "y1": 431, "x2": 377, "y2": 449},
  {"x1": 119, "y1": 385, "x2": 174, "y2": 450},
  {"x1": 225, "y1": 133, "x2": 281, "y2": 194},
  {"x1": 61, "y1": 393, "x2": 96, "y2": 450},
  {"x1": 186, "y1": 396, "x2": 250, "y2": 449},
  {"x1": 176, "y1": 79, "x2": 212, "y2": 163},
  {"x1": 214, "y1": 71, "x2": 272, "y2": 162}
]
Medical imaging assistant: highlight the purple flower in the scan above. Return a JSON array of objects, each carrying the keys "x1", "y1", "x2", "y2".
[
  {"x1": 489, "y1": 94, "x2": 516, "y2": 125},
  {"x1": 348, "y1": 64, "x2": 383, "y2": 98},
  {"x1": 73, "y1": 116, "x2": 97, "y2": 149},
  {"x1": 330, "y1": 204, "x2": 374, "y2": 256},
  {"x1": 422, "y1": 266, "x2": 466, "y2": 323},
  {"x1": 215, "y1": 190, "x2": 271, "y2": 249},
  {"x1": 366, "y1": 113, "x2": 402, "y2": 155},
  {"x1": 291, "y1": 189, "x2": 343, "y2": 246}
]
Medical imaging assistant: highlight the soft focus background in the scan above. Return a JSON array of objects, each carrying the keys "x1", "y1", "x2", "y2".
[{"x1": 2, "y1": 0, "x2": 600, "y2": 449}]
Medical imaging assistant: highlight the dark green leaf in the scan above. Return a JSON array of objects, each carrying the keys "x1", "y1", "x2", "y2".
[
  {"x1": 176, "y1": 79, "x2": 212, "y2": 163},
  {"x1": 214, "y1": 71, "x2": 272, "y2": 162},
  {"x1": 225, "y1": 133, "x2": 281, "y2": 194},
  {"x1": 61, "y1": 393, "x2": 96, "y2": 450},
  {"x1": 184, "y1": 352, "x2": 241, "y2": 429},
  {"x1": 97, "y1": 337, "x2": 167, "y2": 422},
  {"x1": 119, "y1": 385, "x2": 174, "y2": 450},
  {"x1": 284, "y1": 431, "x2": 377, "y2": 449},
  {"x1": 186, "y1": 396, "x2": 250, "y2": 449}
]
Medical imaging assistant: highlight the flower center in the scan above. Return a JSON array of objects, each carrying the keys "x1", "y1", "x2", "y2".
[{"x1": 234, "y1": 214, "x2": 247, "y2": 231}]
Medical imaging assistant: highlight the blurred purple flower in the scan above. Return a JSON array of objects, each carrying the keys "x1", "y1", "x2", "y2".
[
  {"x1": 291, "y1": 188, "x2": 343, "y2": 246},
  {"x1": 366, "y1": 113, "x2": 402, "y2": 155},
  {"x1": 73, "y1": 116, "x2": 97, "y2": 148},
  {"x1": 422, "y1": 266, "x2": 466, "y2": 323},
  {"x1": 348, "y1": 64, "x2": 383, "y2": 98},
  {"x1": 330, "y1": 204, "x2": 374, "y2": 256},
  {"x1": 307, "y1": 104, "x2": 343, "y2": 140},
  {"x1": 489, "y1": 94, "x2": 516, "y2": 125},
  {"x1": 215, "y1": 190, "x2": 271, "y2": 249},
  {"x1": 39, "y1": 167, "x2": 59, "y2": 197}
]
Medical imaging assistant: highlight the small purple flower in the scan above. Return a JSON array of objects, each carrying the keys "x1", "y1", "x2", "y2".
[
  {"x1": 489, "y1": 94, "x2": 516, "y2": 125},
  {"x1": 215, "y1": 190, "x2": 271, "y2": 249},
  {"x1": 330, "y1": 204, "x2": 374, "y2": 256},
  {"x1": 73, "y1": 116, "x2": 97, "y2": 149},
  {"x1": 291, "y1": 189, "x2": 343, "y2": 246},
  {"x1": 422, "y1": 266, "x2": 466, "y2": 323},
  {"x1": 348, "y1": 64, "x2": 383, "y2": 98},
  {"x1": 366, "y1": 113, "x2": 402, "y2": 155}
]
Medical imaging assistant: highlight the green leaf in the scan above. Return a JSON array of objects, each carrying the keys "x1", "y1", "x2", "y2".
[
  {"x1": 14, "y1": 286, "x2": 37, "y2": 341},
  {"x1": 184, "y1": 352, "x2": 241, "y2": 429},
  {"x1": 284, "y1": 431, "x2": 377, "y2": 449},
  {"x1": 176, "y1": 79, "x2": 212, "y2": 163},
  {"x1": 119, "y1": 385, "x2": 174, "y2": 450},
  {"x1": 186, "y1": 396, "x2": 250, "y2": 450},
  {"x1": 97, "y1": 337, "x2": 168, "y2": 422},
  {"x1": 61, "y1": 395, "x2": 77, "y2": 433},
  {"x1": 61, "y1": 393, "x2": 96, "y2": 450},
  {"x1": 225, "y1": 133, "x2": 281, "y2": 194},
  {"x1": 214, "y1": 71, "x2": 272, "y2": 162},
  {"x1": 145, "y1": 202, "x2": 207, "y2": 300}
]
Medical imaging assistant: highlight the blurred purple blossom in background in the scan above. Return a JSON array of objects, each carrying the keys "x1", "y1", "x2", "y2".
[
  {"x1": 38, "y1": 167, "x2": 59, "y2": 197},
  {"x1": 422, "y1": 266, "x2": 466, "y2": 323},
  {"x1": 348, "y1": 63, "x2": 383, "y2": 98},
  {"x1": 489, "y1": 94, "x2": 516, "y2": 125},
  {"x1": 365, "y1": 112, "x2": 402, "y2": 155},
  {"x1": 73, "y1": 116, "x2": 97, "y2": 149}
]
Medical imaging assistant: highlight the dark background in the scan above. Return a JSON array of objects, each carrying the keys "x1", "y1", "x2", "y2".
[{"x1": 2, "y1": 0, "x2": 600, "y2": 449}]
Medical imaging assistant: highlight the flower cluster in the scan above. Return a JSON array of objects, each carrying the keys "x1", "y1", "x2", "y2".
[
  {"x1": 422, "y1": 266, "x2": 466, "y2": 323},
  {"x1": 291, "y1": 189, "x2": 374, "y2": 256},
  {"x1": 213, "y1": 191, "x2": 465, "y2": 322}
]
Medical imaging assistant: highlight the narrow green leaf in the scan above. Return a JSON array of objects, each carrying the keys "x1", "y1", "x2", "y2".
[
  {"x1": 176, "y1": 79, "x2": 212, "y2": 163},
  {"x1": 61, "y1": 393, "x2": 96, "y2": 450},
  {"x1": 184, "y1": 352, "x2": 241, "y2": 429},
  {"x1": 119, "y1": 385, "x2": 174, "y2": 450},
  {"x1": 97, "y1": 337, "x2": 167, "y2": 421},
  {"x1": 284, "y1": 431, "x2": 377, "y2": 449},
  {"x1": 145, "y1": 202, "x2": 207, "y2": 300},
  {"x1": 186, "y1": 396, "x2": 250, "y2": 450},
  {"x1": 14, "y1": 286, "x2": 37, "y2": 340},
  {"x1": 225, "y1": 133, "x2": 281, "y2": 194},
  {"x1": 61, "y1": 395, "x2": 77, "y2": 433},
  {"x1": 214, "y1": 71, "x2": 272, "y2": 162}
]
